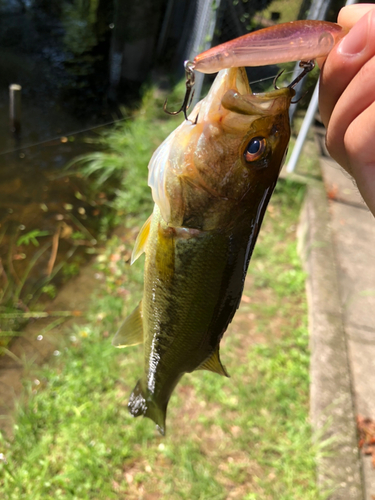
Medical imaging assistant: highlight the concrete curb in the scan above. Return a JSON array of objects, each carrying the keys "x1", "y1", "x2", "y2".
[{"x1": 298, "y1": 181, "x2": 364, "y2": 499}]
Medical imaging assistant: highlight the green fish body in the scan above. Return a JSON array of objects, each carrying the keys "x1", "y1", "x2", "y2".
[{"x1": 114, "y1": 68, "x2": 294, "y2": 434}]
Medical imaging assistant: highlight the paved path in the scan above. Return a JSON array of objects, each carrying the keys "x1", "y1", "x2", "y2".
[{"x1": 299, "y1": 143, "x2": 375, "y2": 499}]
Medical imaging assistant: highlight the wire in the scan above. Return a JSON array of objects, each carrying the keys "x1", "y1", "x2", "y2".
[
  {"x1": 0, "y1": 116, "x2": 130, "y2": 157},
  {"x1": 247, "y1": 69, "x2": 295, "y2": 86}
]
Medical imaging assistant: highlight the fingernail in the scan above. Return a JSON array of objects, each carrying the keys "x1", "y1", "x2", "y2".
[{"x1": 338, "y1": 10, "x2": 371, "y2": 56}]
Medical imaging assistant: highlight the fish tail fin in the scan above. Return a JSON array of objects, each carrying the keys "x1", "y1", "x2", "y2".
[{"x1": 128, "y1": 380, "x2": 167, "y2": 436}]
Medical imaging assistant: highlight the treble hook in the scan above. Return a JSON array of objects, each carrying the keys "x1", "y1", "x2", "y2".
[
  {"x1": 273, "y1": 60, "x2": 315, "y2": 91},
  {"x1": 164, "y1": 60, "x2": 196, "y2": 121}
]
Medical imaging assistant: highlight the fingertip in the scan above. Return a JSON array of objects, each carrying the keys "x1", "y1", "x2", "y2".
[
  {"x1": 338, "y1": 3, "x2": 375, "y2": 30},
  {"x1": 337, "y1": 10, "x2": 371, "y2": 57}
]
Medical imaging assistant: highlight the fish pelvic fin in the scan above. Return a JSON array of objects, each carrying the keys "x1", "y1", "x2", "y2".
[
  {"x1": 131, "y1": 213, "x2": 152, "y2": 264},
  {"x1": 197, "y1": 347, "x2": 230, "y2": 377},
  {"x1": 128, "y1": 380, "x2": 167, "y2": 436},
  {"x1": 112, "y1": 301, "x2": 143, "y2": 347}
]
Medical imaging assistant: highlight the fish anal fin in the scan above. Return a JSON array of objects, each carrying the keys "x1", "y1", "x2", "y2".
[
  {"x1": 112, "y1": 301, "x2": 143, "y2": 348},
  {"x1": 198, "y1": 348, "x2": 230, "y2": 377},
  {"x1": 131, "y1": 214, "x2": 152, "y2": 264}
]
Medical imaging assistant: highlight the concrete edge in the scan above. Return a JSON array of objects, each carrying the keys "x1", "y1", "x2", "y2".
[{"x1": 298, "y1": 181, "x2": 364, "y2": 500}]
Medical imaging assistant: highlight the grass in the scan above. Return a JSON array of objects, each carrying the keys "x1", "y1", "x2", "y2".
[
  {"x1": 0, "y1": 179, "x2": 323, "y2": 499},
  {"x1": 0, "y1": 80, "x2": 323, "y2": 498},
  {"x1": 256, "y1": 0, "x2": 303, "y2": 24},
  {"x1": 67, "y1": 84, "x2": 185, "y2": 229}
]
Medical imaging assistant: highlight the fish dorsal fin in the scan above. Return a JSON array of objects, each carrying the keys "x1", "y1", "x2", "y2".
[
  {"x1": 198, "y1": 348, "x2": 230, "y2": 377},
  {"x1": 131, "y1": 214, "x2": 152, "y2": 264},
  {"x1": 112, "y1": 301, "x2": 144, "y2": 348}
]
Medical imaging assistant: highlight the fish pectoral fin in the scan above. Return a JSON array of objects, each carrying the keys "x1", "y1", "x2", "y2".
[
  {"x1": 131, "y1": 214, "x2": 152, "y2": 264},
  {"x1": 112, "y1": 301, "x2": 144, "y2": 347},
  {"x1": 197, "y1": 348, "x2": 230, "y2": 377}
]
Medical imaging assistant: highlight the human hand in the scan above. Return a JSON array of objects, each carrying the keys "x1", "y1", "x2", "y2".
[{"x1": 318, "y1": 3, "x2": 375, "y2": 215}]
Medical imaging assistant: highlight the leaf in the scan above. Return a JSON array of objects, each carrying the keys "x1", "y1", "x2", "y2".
[{"x1": 17, "y1": 230, "x2": 50, "y2": 247}]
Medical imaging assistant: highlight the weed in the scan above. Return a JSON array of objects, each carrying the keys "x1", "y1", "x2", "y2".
[
  {"x1": 16, "y1": 230, "x2": 51, "y2": 247},
  {"x1": 0, "y1": 176, "x2": 322, "y2": 499},
  {"x1": 67, "y1": 84, "x2": 186, "y2": 228}
]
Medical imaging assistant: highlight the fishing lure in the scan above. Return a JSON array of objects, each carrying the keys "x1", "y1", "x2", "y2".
[
  {"x1": 165, "y1": 20, "x2": 347, "y2": 119},
  {"x1": 193, "y1": 20, "x2": 347, "y2": 74}
]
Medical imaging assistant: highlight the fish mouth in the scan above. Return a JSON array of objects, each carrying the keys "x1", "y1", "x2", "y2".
[
  {"x1": 191, "y1": 67, "x2": 295, "y2": 122},
  {"x1": 221, "y1": 86, "x2": 295, "y2": 116},
  {"x1": 221, "y1": 68, "x2": 296, "y2": 116}
]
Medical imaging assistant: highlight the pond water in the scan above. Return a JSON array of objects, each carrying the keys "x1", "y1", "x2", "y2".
[{"x1": 0, "y1": 1, "x2": 118, "y2": 319}]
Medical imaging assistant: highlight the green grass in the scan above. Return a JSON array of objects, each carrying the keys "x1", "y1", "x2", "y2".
[
  {"x1": 0, "y1": 177, "x2": 323, "y2": 499},
  {"x1": 258, "y1": 0, "x2": 303, "y2": 23},
  {"x1": 67, "y1": 84, "x2": 185, "y2": 231}
]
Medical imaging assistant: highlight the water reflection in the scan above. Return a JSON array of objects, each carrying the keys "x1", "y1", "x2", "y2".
[{"x1": 0, "y1": 129, "x2": 110, "y2": 336}]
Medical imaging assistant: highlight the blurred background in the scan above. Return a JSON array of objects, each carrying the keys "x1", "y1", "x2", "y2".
[
  {"x1": 0, "y1": 1, "x2": 364, "y2": 498},
  {"x1": 0, "y1": 0, "x2": 344, "y2": 302}
]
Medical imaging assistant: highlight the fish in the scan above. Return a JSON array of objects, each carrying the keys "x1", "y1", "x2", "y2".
[
  {"x1": 113, "y1": 66, "x2": 295, "y2": 435},
  {"x1": 193, "y1": 20, "x2": 347, "y2": 74}
]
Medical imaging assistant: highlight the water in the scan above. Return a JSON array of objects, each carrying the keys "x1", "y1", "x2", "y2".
[
  {"x1": 0, "y1": 1, "x2": 116, "y2": 311},
  {"x1": 0, "y1": 1, "x2": 115, "y2": 151},
  {"x1": 0, "y1": 131, "x2": 106, "y2": 314},
  {"x1": 0, "y1": 0, "x2": 294, "y2": 314}
]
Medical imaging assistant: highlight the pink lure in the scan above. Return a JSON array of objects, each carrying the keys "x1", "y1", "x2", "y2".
[{"x1": 193, "y1": 20, "x2": 347, "y2": 74}]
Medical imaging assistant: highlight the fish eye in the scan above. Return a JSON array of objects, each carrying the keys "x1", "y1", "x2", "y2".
[{"x1": 244, "y1": 137, "x2": 266, "y2": 162}]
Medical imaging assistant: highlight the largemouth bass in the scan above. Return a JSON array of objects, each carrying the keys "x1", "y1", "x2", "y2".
[{"x1": 114, "y1": 67, "x2": 294, "y2": 435}]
